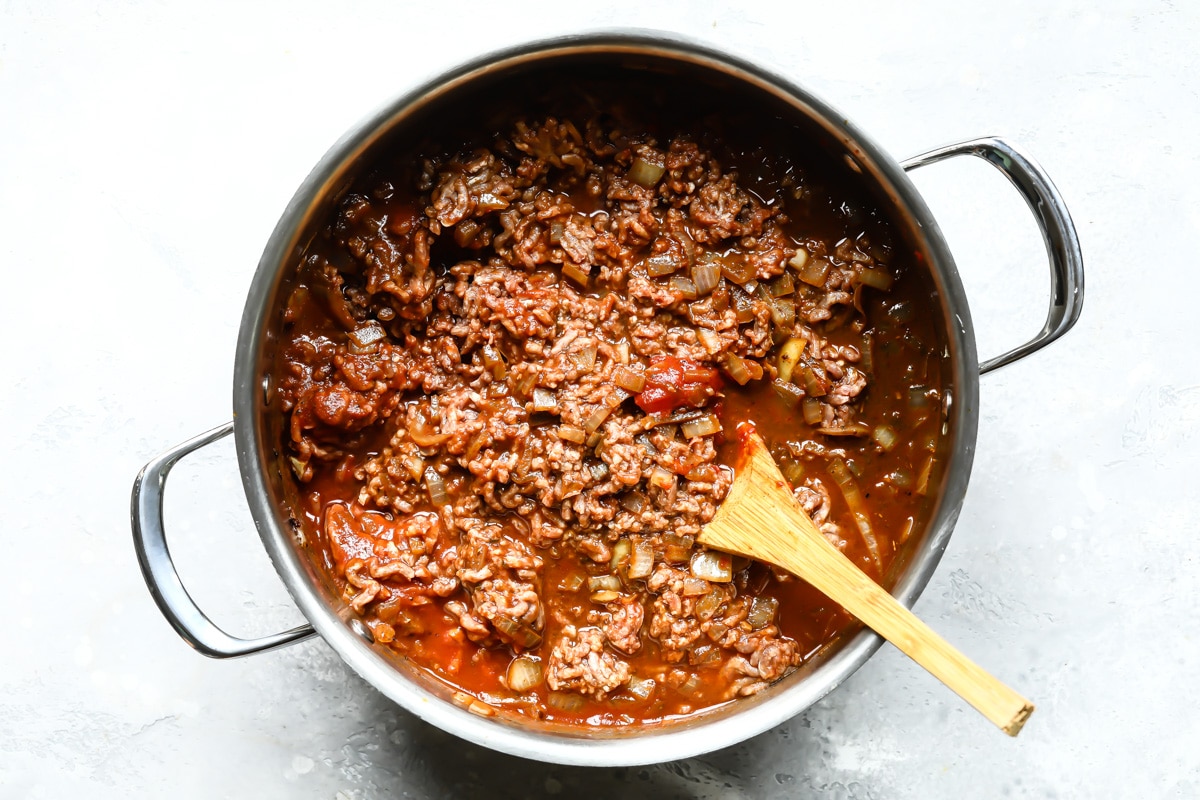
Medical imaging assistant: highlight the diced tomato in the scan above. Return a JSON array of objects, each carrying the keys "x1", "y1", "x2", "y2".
[{"x1": 634, "y1": 355, "x2": 724, "y2": 414}]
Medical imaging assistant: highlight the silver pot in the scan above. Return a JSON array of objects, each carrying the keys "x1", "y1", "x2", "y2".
[{"x1": 132, "y1": 31, "x2": 1083, "y2": 766}]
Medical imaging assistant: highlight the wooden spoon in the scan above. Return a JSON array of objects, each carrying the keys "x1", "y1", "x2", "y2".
[{"x1": 698, "y1": 424, "x2": 1034, "y2": 736}]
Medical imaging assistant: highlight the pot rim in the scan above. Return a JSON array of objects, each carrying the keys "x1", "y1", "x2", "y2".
[{"x1": 231, "y1": 28, "x2": 978, "y2": 766}]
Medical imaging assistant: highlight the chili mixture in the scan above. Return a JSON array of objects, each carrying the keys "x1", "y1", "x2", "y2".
[{"x1": 275, "y1": 95, "x2": 946, "y2": 726}]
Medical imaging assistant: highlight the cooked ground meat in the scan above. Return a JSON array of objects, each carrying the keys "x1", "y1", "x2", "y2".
[
  {"x1": 546, "y1": 625, "x2": 633, "y2": 698},
  {"x1": 275, "y1": 101, "x2": 946, "y2": 726}
]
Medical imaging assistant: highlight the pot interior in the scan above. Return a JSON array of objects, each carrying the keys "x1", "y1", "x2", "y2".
[{"x1": 237, "y1": 35, "x2": 974, "y2": 763}]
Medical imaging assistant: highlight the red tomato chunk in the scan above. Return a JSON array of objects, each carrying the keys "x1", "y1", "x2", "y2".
[{"x1": 635, "y1": 356, "x2": 725, "y2": 415}]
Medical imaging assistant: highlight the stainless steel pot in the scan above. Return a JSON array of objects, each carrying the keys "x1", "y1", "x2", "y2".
[{"x1": 132, "y1": 31, "x2": 1083, "y2": 766}]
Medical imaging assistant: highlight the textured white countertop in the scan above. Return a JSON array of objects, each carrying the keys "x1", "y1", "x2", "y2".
[{"x1": 3, "y1": 1, "x2": 1196, "y2": 797}]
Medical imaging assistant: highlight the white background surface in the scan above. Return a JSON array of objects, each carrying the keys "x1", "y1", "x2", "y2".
[{"x1": 2, "y1": 1, "x2": 1196, "y2": 797}]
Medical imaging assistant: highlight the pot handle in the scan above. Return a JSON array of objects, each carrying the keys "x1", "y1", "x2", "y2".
[
  {"x1": 901, "y1": 137, "x2": 1084, "y2": 374},
  {"x1": 131, "y1": 421, "x2": 316, "y2": 658}
]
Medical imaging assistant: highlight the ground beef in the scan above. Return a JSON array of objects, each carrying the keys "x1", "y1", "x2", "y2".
[
  {"x1": 274, "y1": 104, "x2": 938, "y2": 723},
  {"x1": 546, "y1": 625, "x2": 633, "y2": 698}
]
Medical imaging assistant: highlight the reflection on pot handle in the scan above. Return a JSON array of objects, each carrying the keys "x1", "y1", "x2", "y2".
[
  {"x1": 902, "y1": 137, "x2": 1084, "y2": 374},
  {"x1": 131, "y1": 422, "x2": 316, "y2": 658}
]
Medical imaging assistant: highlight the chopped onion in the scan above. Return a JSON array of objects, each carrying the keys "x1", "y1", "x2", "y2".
[
  {"x1": 800, "y1": 365, "x2": 828, "y2": 397},
  {"x1": 468, "y1": 699, "x2": 496, "y2": 717},
  {"x1": 588, "y1": 460, "x2": 610, "y2": 481},
  {"x1": 769, "y1": 272, "x2": 795, "y2": 297},
  {"x1": 481, "y1": 344, "x2": 507, "y2": 379},
  {"x1": 760, "y1": 290, "x2": 796, "y2": 329},
  {"x1": 557, "y1": 425, "x2": 587, "y2": 444},
  {"x1": 730, "y1": 283, "x2": 756, "y2": 323},
  {"x1": 859, "y1": 337, "x2": 874, "y2": 374},
  {"x1": 695, "y1": 592, "x2": 724, "y2": 620},
  {"x1": 532, "y1": 387, "x2": 557, "y2": 413},
  {"x1": 777, "y1": 338, "x2": 805, "y2": 383},
  {"x1": 410, "y1": 419, "x2": 451, "y2": 447},
  {"x1": 705, "y1": 621, "x2": 729, "y2": 641},
  {"x1": 801, "y1": 397, "x2": 824, "y2": 425},
  {"x1": 529, "y1": 412, "x2": 557, "y2": 428},
  {"x1": 348, "y1": 321, "x2": 386, "y2": 351},
  {"x1": 816, "y1": 422, "x2": 871, "y2": 436},
  {"x1": 288, "y1": 456, "x2": 308, "y2": 481},
  {"x1": 583, "y1": 404, "x2": 613, "y2": 434},
  {"x1": 886, "y1": 468, "x2": 914, "y2": 490},
  {"x1": 506, "y1": 656, "x2": 545, "y2": 692},
  {"x1": 722, "y1": 352, "x2": 752, "y2": 385},
  {"x1": 560, "y1": 476, "x2": 585, "y2": 499},
  {"x1": 719, "y1": 253, "x2": 756, "y2": 285},
  {"x1": 669, "y1": 275, "x2": 698, "y2": 300},
  {"x1": 646, "y1": 411, "x2": 698, "y2": 430},
  {"x1": 476, "y1": 192, "x2": 508, "y2": 213},
  {"x1": 684, "y1": 463, "x2": 719, "y2": 482},
  {"x1": 588, "y1": 575, "x2": 623, "y2": 593},
  {"x1": 799, "y1": 256, "x2": 831, "y2": 287},
  {"x1": 590, "y1": 589, "x2": 621, "y2": 604},
  {"x1": 697, "y1": 328, "x2": 723, "y2": 354},
  {"x1": 872, "y1": 424, "x2": 899, "y2": 452},
  {"x1": 787, "y1": 248, "x2": 809, "y2": 271},
  {"x1": 627, "y1": 539, "x2": 655, "y2": 579},
  {"x1": 628, "y1": 156, "x2": 666, "y2": 188},
  {"x1": 547, "y1": 691, "x2": 585, "y2": 712},
  {"x1": 855, "y1": 266, "x2": 895, "y2": 291},
  {"x1": 645, "y1": 253, "x2": 681, "y2": 277},
  {"x1": 781, "y1": 460, "x2": 805, "y2": 486},
  {"x1": 401, "y1": 453, "x2": 426, "y2": 480},
  {"x1": 514, "y1": 371, "x2": 538, "y2": 397},
  {"x1": 675, "y1": 673, "x2": 703, "y2": 697},
  {"x1": 424, "y1": 467, "x2": 449, "y2": 506},
  {"x1": 562, "y1": 261, "x2": 591, "y2": 287},
  {"x1": 747, "y1": 596, "x2": 779, "y2": 630},
  {"x1": 909, "y1": 386, "x2": 932, "y2": 408},
  {"x1": 665, "y1": 545, "x2": 692, "y2": 563},
  {"x1": 665, "y1": 533, "x2": 694, "y2": 563},
  {"x1": 610, "y1": 539, "x2": 632, "y2": 572},
  {"x1": 691, "y1": 260, "x2": 721, "y2": 295},
  {"x1": 620, "y1": 490, "x2": 646, "y2": 513},
  {"x1": 772, "y1": 378, "x2": 804, "y2": 408},
  {"x1": 688, "y1": 644, "x2": 721, "y2": 667},
  {"x1": 582, "y1": 390, "x2": 629, "y2": 433},
  {"x1": 493, "y1": 615, "x2": 543, "y2": 650},
  {"x1": 648, "y1": 465, "x2": 677, "y2": 491},
  {"x1": 682, "y1": 577, "x2": 709, "y2": 596},
  {"x1": 916, "y1": 455, "x2": 935, "y2": 496},
  {"x1": 828, "y1": 458, "x2": 883, "y2": 575},
  {"x1": 549, "y1": 220, "x2": 565, "y2": 244},
  {"x1": 612, "y1": 364, "x2": 647, "y2": 393},
  {"x1": 720, "y1": 352, "x2": 758, "y2": 386},
  {"x1": 690, "y1": 550, "x2": 732, "y2": 582},
  {"x1": 681, "y1": 413, "x2": 722, "y2": 439},
  {"x1": 569, "y1": 342, "x2": 598, "y2": 372},
  {"x1": 627, "y1": 675, "x2": 656, "y2": 700}
]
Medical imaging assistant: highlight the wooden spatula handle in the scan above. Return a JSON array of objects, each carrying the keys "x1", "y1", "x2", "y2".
[
  {"x1": 698, "y1": 429, "x2": 1034, "y2": 735},
  {"x1": 776, "y1": 504, "x2": 1031, "y2": 735}
]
